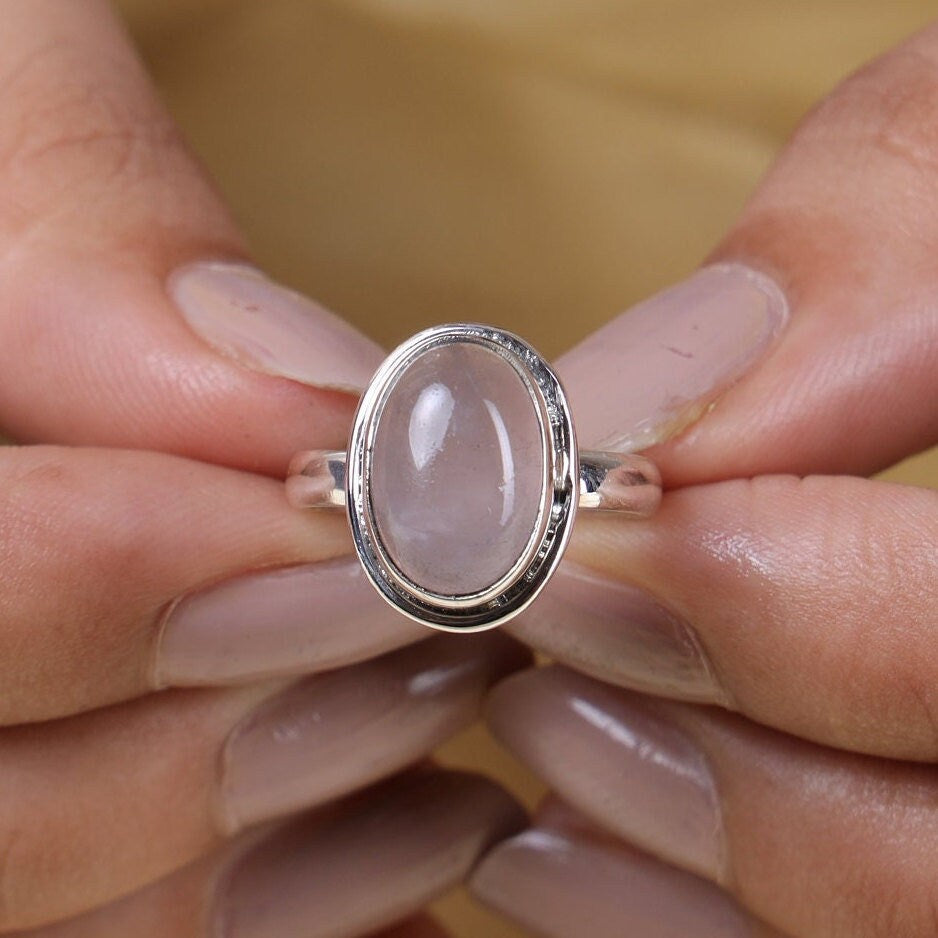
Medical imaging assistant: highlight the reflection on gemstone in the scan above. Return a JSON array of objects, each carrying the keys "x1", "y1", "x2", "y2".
[
  {"x1": 408, "y1": 382, "x2": 455, "y2": 472},
  {"x1": 370, "y1": 342, "x2": 544, "y2": 596},
  {"x1": 483, "y1": 398, "x2": 515, "y2": 527}
]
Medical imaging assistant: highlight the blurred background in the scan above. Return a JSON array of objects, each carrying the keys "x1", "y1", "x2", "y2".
[{"x1": 114, "y1": 2, "x2": 938, "y2": 934}]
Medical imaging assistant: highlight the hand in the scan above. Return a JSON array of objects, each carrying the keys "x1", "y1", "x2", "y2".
[
  {"x1": 470, "y1": 21, "x2": 938, "y2": 938},
  {"x1": 0, "y1": 2, "x2": 525, "y2": 934}
]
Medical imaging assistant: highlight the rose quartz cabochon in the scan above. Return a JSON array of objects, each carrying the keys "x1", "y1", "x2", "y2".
[{"x1": 370, "y1": 342, "x2": 545, "y2": 596}]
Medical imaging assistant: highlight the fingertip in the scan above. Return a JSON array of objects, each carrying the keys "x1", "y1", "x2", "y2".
[{"x1": 471, "y1": 821, "x2": 756, "y2": 938}]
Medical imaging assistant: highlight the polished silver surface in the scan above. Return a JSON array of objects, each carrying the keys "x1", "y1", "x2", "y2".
[
  {"x1": 576, "y1": 451, "x2": 662, "y2": 516},
  {"x1": 352, "y1": 323, "x2": 577, "y2": 631},
  {"x1": 289, "y1": 448, "x2": 661, "y2": 518},
  {"x1": 286, "y1": 322, "x2": 661, "y2": 633},
  {"x1": 286, "y1": 451, "x2": 347, "y2": 509}
]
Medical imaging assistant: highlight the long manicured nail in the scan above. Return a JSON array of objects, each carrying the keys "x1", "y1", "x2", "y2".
[
  {"x1": 471, "y1": 824, "x2": 752, "y2": 938},
  {"x1": 153, "y1": 557, "x2": 425, "y2": 688},
  {"x1": 487, "y1": 666, "x2": 725, "y2": 881},
  {"x1": 170, "y1": 261, "x2": 384, "y2": 392},
  {"x1": 559, "y1": 263, "x2": 788, "y2": 450},
  {"x1": 216, "y1": 634, "x2": 528, "y2": 833},
  {"x1": 508, "y1": 562, "x2": 726, "y2": 704},
  {"x1": 215, "y1": 770, "x2": 526, "y2": 938}
]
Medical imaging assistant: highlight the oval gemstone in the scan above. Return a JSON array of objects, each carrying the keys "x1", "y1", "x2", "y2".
[{"x1": 369, "y1": 341, "x2": 545, "y2": 596}]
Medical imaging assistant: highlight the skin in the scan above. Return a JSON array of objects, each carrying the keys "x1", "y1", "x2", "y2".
[
  {"x1": 0, "y1": 2, "x2": 935, "y2": 938},
  {"x1": 477, "y1": 18, "x2": 938, "y2": 938},
  {"x1": 0, "y1": 2, "x2": 523, "y2": 935}
]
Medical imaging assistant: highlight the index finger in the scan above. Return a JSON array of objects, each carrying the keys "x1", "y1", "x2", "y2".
[
  {"x1": 0, "y1": 0, "x2": 382, "y2": 471},
  {"x1": 557, "y1": 23, "x2": 938, "y2": 483}
]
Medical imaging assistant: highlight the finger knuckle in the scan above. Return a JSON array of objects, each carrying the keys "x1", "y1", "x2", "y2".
[
  {"x1": 0, "y1": 42, "x2": 185, "y2": 212},
  {"x1": 805, "y1": 44, "x2": 938, "y2": 179},
  {"x1": 863, "y1": 51, "x2": 938, "y2": 175},
  {"x1": 0, "y1": 450, "x2": 146, "y2": 597}
]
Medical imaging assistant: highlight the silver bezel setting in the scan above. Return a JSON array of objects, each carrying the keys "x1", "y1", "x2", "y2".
[{"x1": 345, "y1": 323, "x2": 578, "y2": 632}]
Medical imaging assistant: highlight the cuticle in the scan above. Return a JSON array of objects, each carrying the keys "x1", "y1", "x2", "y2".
[
  {"x1": 148, "y1": 594, "x2": 183, "y2": 691},
  {"x1": 212, "y1": 717, "x2": 245, "y2": 838},
  {"x1": 698, "y1": 741, "x2": 733, "y2": 889},
  {"x1": 212, "y1": 684, "x2": 293, "y2": 839},
  {"x1": 676, "y1": 611, "x2": 736, "y2": 709},
  {"x1": 616, "y1": 577, "x2": 736, "y2": 709},
  {"x1": 663, "y1": 708, "x2": 731, "y2": 886},
  {"x1": 205, "y1": 823, "x2": 272, "y2": 938}
]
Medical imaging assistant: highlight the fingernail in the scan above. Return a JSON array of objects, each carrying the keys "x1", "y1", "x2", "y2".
[
  {"x1": 471, "y1": 825, "x2": 752, "y2": 938},
  {"x1": 217, "y1": 634, "x2": 529, "y2": 833},
  {"x1": 487, "y1": 666, "x2": 725, "y2": 881},
  {"x1": 153, "y1": 557, "x2": 425, "y2": 688},
  {"x1": 508, "y1": 562, "x2": 726, "y2": 705},
  {"x1": 169, "y1": 261, "x2": 384, "y2": 392},
  {"x1": 559, "y1": 263, "x2": 788, "y2": 451},
  {"x1": 215, "y1": 770, "x2": 526, "y2": 938}
]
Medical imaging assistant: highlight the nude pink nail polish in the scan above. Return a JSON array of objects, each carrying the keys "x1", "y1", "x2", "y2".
[
  {"x1": 216, "y1": 770, "x2": 526, "y2": 938},
  {"x1": 472, "y1": 823, "x2": 752, "y2": 938},
  {"x1": 153, "y1": 558, "x2": 425, "y2": 687},
  {"x1": 216, "y1": 634, "x2": 529, "y2": 833},
  {"x1": 508, "y1": 561, "x2": 726, "y2": 704},
  {"x1": 487, "y1": 666, "x2": 726, "y2": 882},
  {"x1": 170, "y1": 261, "x2": 383, "y2": 392},
  {"x1": 559, "y1": 263, "x2": 788, "y2": 451}
]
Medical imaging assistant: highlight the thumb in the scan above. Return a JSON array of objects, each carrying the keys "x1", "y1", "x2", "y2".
[
  {"x1": 557, "y1": 23, "x2": 938, "y2": 485},
  {"x1": 0, "y1": 0, "x2": 383, "y2": 473}
]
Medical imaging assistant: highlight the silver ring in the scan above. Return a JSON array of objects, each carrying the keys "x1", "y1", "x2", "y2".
[{"x1": 286, "y1": 323, "x2": 661, "y2": 632}]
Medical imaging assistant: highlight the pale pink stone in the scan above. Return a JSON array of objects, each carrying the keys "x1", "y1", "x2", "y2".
[{"x1": 370, "y1": 342, "x2": 544, "y2": 596}]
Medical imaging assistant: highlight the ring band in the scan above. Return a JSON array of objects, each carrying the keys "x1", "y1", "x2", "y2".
[
  {"x1": 287, "y1": 449, "x2": 662, "y2": 517},
  {"x1": 286, "y1": 323, "x2": 662, "y2": 632}
]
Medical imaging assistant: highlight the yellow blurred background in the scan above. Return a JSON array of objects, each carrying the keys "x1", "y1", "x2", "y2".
[{"x1": 114, "y1": 2, "x2": 937, "y2": 934}]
